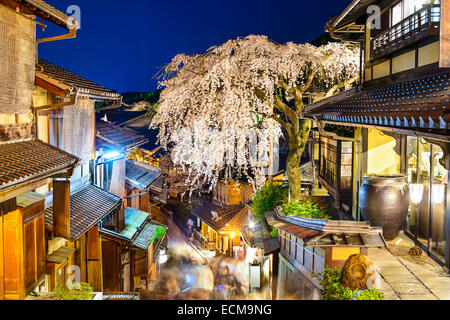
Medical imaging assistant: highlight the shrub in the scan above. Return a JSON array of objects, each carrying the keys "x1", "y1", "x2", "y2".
[
  {"x1": 280, "y1": 198, "x2": 331, "y2": 219},
  {"x1": 270, "y1": 227, "x2": 278, "y2": 238},
  {"x1": 54, "y1": 282, "x2": 94, "y2": 300},
  {"x1": 152, "y1": 226, "x2": 167, "y2": 243},
  {"x1": 252, "y1": 183, "x2": 288, "y2": 220},
  {"x1": 314, "y1": 267, "x2": 385, "y2": 300}
]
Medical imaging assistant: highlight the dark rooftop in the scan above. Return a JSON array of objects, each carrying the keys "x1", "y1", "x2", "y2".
[
  {"x1": 191, "y1": 201, "x2": 247, "y2": 232},
  {"x1": 45, "y1": 184, "x2": 123, "y2": 241},
  {"x1": 305, "y1": 72, "x2": 450, "y2": 132},
  {"x1": 96, "y1": 120, "x2": 149, "y2": 151},
  {"x1": 126, "y1": 160, "x2": 162, "y2": 190},
  {"x1": 0, "y1": 140, "x2": 80, "y2": 192},
  {"x1": 37, "y1": 58, "x2": 121, "y2": 100}
]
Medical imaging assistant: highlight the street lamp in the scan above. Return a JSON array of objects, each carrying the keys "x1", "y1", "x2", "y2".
[{"x1": 409, "y1": 184, "x2": 424, "y2": 256}]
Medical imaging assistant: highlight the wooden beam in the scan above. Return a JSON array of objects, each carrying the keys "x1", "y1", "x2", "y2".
[
  {"x1": 52, "y1": 180, "x2": 71, "y2": 239},
  {"x1": 34, "y1": 74, "x2": 70, "y2": 97},
  {"x1": 0, "y1": 178, "x2": 52, "y2": 203}
]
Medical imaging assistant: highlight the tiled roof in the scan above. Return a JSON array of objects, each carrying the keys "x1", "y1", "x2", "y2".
[
  {"x1": 149, "y1": 175, "x2": 165, "y2": 193},
  {"x1": 265, "y1": 210, "x2": 387, "y2": 247},
  {"x1": 37, "y1": 58, "x2": 121, "y2": 99},
  {"x1": 191, "y1": 201, "x2": 246, "y2": 231},
  {"x1": 0, "y1": 140, "x2": 79, "y2": 191},
  {"x1": 120, "y1": 207, "x2": 149, "y2": 239},
  {"x1": 126, "y1": 161, "x2": 162, "y2": 190},
  {"x1": 133, "y1": 222, "x2": 166, "y2": 251},
  {"x1": 265, "y1": 211, "x2": 322, "y2": 241},
  {"x1": 45, "y1": 184, "x2": 123, "y2": 240},
  {"x1": 305, "y1": 72, "x2": 450, "y2": 131},
  {"x1": 96, "y1": 121, "x2": 149, "y2": 150}
]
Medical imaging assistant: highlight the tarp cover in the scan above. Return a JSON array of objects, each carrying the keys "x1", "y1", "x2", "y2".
[{"x1": 0, "y1": 5, "x2": 35, "y2": 114}]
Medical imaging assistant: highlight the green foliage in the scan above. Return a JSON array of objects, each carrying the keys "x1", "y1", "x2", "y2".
[
  {"x1": 314, "y1": 267, "x2": 385, "y2": 301},
  {"x1": 54, "y1": 282, "x2": 94, "y2": 300},
  {"x1": 151, "y1": 226, "x2": 167, "y2": 243},
  {"x1": 280, "y1": 198, "x2": 331, "y2": 219},
  {"x1": 353, "y1": 289, "x2": 385, "y2": 300},
  {"x1": 252, "y1": 183, "x2": 288, "y2": 220},
  {"x1": 270, "y1": 227, "x2": 278, "y2": 238}
]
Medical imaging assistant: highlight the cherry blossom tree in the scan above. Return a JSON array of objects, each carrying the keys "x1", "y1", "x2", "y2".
[{"x1": 150, "y1": 35, "x2": 359, "y2": 200}]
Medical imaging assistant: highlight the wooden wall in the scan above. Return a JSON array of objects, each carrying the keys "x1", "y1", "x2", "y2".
[
  {"x1": 2, "y1": 209, "x2": 24, "y2": 299},
  {"x1": 101, "y1": 239, "x2": 121, "y2": 291},
  {"x1": 86, "y1": 226, "x2": 103, "y2": 292}
]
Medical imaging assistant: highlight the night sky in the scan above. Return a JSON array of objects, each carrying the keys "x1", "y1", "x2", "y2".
[{"x1": 37, "y1": 0, "x2": 349, "y2": 94}]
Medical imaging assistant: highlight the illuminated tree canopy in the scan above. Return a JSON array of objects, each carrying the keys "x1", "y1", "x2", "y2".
[{"x1": 151, "y1": 35, "x2": 359, "y2": 199}]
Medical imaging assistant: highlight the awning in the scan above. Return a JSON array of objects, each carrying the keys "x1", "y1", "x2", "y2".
[
  {"x1": 46, "y1": 247, "x2": 76, "y2": 264},
  {"x1": 265, "y1": 209, "x2": 387, "y2": 248},
  {"x1": 45, "y1": 184, "x2": 123, "y2": 241},
  {"x1": 0, "y1": 140, "x2": 80, "y2": 192},
  {"x1": 305, "y1": 72, "x2": 450, "y2": 131},
  {"x1": 125, "y1": 161, "x2": 162, "y2": 190}
]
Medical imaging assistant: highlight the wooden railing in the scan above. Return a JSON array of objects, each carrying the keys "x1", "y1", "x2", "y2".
[{"x1": 371, "y1": 4, "x2": 441, "y2": 60}]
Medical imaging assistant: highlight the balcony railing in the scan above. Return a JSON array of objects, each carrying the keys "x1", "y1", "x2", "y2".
[{"x1": 371, "y1": 4, "x2": 441, "y2": 60}]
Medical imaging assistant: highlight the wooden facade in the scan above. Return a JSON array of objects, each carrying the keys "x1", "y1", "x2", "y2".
[
  {"x1": 0, "y1": 194, "x2": 46, "y2": 299},
  {"x1": 306, "y1": 0, "x2": 450, "y2": 270}
]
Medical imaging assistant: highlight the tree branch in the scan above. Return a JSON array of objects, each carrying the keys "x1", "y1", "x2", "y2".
[
  {"x1": 315, "y1": 74, "x2": 359, "y2": 102},
  {"x1": 274, "y1": 96, "x2": 299, "y2": 134}
]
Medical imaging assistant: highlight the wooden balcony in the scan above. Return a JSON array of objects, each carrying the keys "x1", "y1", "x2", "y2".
[{"x1": 371, "y1": 5, "x2": 441, "y2": 60}]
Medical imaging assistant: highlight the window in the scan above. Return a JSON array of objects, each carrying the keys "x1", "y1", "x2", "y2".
[
  {"x1": 405, "y1": 136, "x2": 448, "y2": 264},
  {"x1": 320, "y1": 137, "x2": 337, "y2": 188},
  {"x1": 392, "y1": 2, "x2": 403, "y2": 26},
  {"x1": 341, "y1": 142, "x2": 353, "y2": 189},
  {"x1": 49, "y1": 116, "x2": 63, "y2": 149}
]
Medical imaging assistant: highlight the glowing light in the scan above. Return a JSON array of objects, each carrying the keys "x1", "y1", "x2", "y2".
[
  {"x1": 432, "y1": 184, "x2": 445, "y2": 204},
  {"x1": 410, "y1": 184, "x2": 424, "y2": 205},
  {"x1": 159, "y1": 251, "x2": 168, "y2": 265},
  {"x1": 230, "y1": 232, "x2": 236, "y2": 239},
  {"x1": 249, "y1": 221, "x2": 255, "y2": 230},
  {"x1": 102, "y1": 151, "x2": 122, "y2": 160}
]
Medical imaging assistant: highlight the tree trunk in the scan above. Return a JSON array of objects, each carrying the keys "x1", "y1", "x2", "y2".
[
  {"x1": 287, "y1": 150, "x2": 303, "y2": 201},
  {"x1": 287, "y1": 120, "x2": 312, "y2": 201}
]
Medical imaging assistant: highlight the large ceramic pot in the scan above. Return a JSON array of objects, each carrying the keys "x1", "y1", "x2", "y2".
[{"x1": 359, "y1": 175, "x2": 410, "y2": 241}]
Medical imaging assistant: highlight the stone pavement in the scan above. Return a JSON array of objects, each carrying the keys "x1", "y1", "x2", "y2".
[{"x1": 368, "y1": 233, "x2": 450, "y2": 300}]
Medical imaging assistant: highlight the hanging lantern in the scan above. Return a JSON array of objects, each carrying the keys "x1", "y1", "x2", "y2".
[{"x1": 410, "y1": 184, "x2": 424, "y2": 205}]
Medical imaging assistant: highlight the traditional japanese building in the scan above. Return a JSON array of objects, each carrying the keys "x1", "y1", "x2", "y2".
[
  {"x1": 303, "y1": 0, "x2": 450, "y2": 269},
  {"x1": 95, "y1": 117, "x2": 168, "y2": 293},
  {"x1": 0, "y1": 0, "x2": 91, "y2": 299}
]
